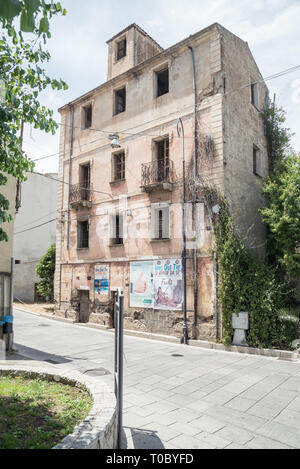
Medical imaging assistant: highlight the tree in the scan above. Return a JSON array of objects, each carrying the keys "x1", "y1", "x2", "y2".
[
  {"x1": 261, "y1": 154, "x2": 300, "y2": 277},
  {"x1": 0, "y1": 1, "x2": 67, "y2": 241},
  {"x1": 36, "y1": 244, "x2": 56, "y2": 299}
]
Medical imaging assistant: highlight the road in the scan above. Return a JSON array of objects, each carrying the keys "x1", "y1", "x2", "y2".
[{"x1": 11, "y1": 308, "x2": 300, "y2": 449}]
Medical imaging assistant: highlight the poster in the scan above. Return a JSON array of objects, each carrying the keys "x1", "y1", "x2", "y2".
[
  {"x1": 130, "y1": 261, "x2": 153, "y2": 308},
  {"x1": 153, "y1": 259, "x2": 182, "y2": 311},
  {"x1": 94, "y1": 264, "x2": 110, "y2": 297}
]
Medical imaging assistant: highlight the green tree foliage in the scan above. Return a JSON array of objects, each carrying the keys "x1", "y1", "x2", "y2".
[
  {"x1": 0, "y1": 1, "x2": 67, "y2": 241},
  {"x1": 36, "y1": 244, "x2": 55, "y2": 299},
  {"x1": 214, "y1": 201, "x2": 297, "y2": 349},
  {"x1": 261, "y1": 154, "x2": 300, "y2": 277}
]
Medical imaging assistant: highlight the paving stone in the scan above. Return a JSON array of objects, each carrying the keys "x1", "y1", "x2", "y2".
[
  {"x1": 189, "y1": 415, "x2": 226, "y2": 433},
  {"x1": 274, "y1": 409, "x2": 300, "y2": 430},
  {"x1": 166, "y1": 408, "x2": 203, "y2": 424},
  {"x1": 215, "y1": 425, "x2": 254, "y2": 445},
  {"x1": 225, "y1": 396, "x2": 256, "y2": 412},
  {"x1": 169, "y1": 422, "x2": 201, "y2": 437},
  {"x1": 224, "y1": 443, "x2": 247, "y2": 449},
  {"x1": 246, "y1": 436, "x2": 292, "y2": 449},
  {"x1": 202, "y1": 389, "x2": 237, "y2": 405},
  {"x1": 246, "y1": 404, "x2": 281, "y2": 420},
  {"x1": 195, "y1": 431, "x2": 231, "y2": 449},
  {"x1": 171, "y1": 383, "x2": 200, "y2": 395},
  {"x1": 168, "y1": 434, "x2": 213, "y2": 449},
  {"x1": 205, "y1": 405, "x2": 267, "y2": 431},
  {"x1": 137, "y1": 423, "x2": 181, "y2": 442},
  {"x1": 257, "y1": 421, "x2": 300, "y2": 448}
]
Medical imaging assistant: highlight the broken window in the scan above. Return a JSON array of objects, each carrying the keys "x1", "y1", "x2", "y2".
[
  {"x1": 151, "y1": 205, "x2": 170, "y2": 240},
  {"x1": 113, "y1": 151, "x2": 125, "y2": 181},
  {"x1": 83, "y1": 104, "x2": 92, "y2": 129},
  {"x1": 116, "y1": 38, "x2": 127, "y2": 61},
  {"x1": 78, "y1": 220, "x2": 89, "y2": 249},
  {"x1": 155, "y1": 138, "x2": 170, "y2": 182},
  {"x1": 110, "y1": 213, "x2": 124, "y2": 245},
  {"x1": 114, "y1": 87, "x2": 126, "y2": 115},
  {"x1": 251, "y1": 83, "x2": 258, "y2": 108},
  {"x1": 253, "y1": 145, "x2": 263, "y2": 177},
  {"x1": 156, "y1": 68, "x2": 169, "y2": 97}
]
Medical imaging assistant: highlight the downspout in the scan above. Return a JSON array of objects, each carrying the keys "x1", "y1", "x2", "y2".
[
  {"x1": 188, "y1": 45, "x2": 198, "y2": 337},
  {"x1": 67, "y1": 105, "x2": 74, "y2": 250}
]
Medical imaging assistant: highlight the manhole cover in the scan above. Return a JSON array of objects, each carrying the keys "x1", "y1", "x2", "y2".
[
  {"x1": 83, "y1": 368, "x2": 111, "y2": 377},
  {"x1": 171, "y1": 354, "x2": 184, "y2": 357}
]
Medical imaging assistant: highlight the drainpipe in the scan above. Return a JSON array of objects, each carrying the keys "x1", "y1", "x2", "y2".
[
  {"x1": 67, "y1": 105, "x2": 74, "y2": 250},
  {"x1": 188, "y1": 45, "x2": 198, "y2": 337}
]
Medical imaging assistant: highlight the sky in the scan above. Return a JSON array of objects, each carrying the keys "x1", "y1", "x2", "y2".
[{"x1": 22, "y1": 0, "x2": 300, "y2": 174}]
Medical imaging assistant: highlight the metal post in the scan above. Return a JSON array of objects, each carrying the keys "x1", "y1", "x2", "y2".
[
  {"x1": 177, "y1": 118, "x2": 188, "y2": 345},
  {"x1": 117, "y1": 293, "x2": 124, "y2": 449},
  {"x1": 8, "y1": 258, "x2": 14, "y2": 352}
]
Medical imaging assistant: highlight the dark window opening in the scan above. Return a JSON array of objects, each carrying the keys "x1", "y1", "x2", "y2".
[
  {"x1": 156, "y1": 138, "x2": 169, "y2": 182},
  {"x1": 253, "y1": 146, "x2": 262, "y2": 177},
  {"x1": 156, "y1": 68, "x2": 169, "y2": 97},
  {"x1": 114, "y1": 88, "x2": 126, "y2": 115},
  {"x1": 78, "y1": 220, "x2": 89, "y2": 249},
  {"x1": 158, "y1": 210, "x2": 163, "y2": 239},
  {"x1": 83, "y1": 104, "x2": 92, "y2": 129},
  {"x1": 117, "y1": 39, "x2": 127, "y2": 61},
  {"x1": 15, "y1": 260, "x2": 21, "y2": 265},
  {"x1": 79, "y1": 164, "x2": 90, "y2": 200},
  {"x1": 251, "y1": 83, "x2": 258, "y2": 108},
  {"x1": 111, "y1": 214, "x2": 123, "y2": 245},
  {"x1": 113, "y1": 152, "x2": 125, "y2": 181}
]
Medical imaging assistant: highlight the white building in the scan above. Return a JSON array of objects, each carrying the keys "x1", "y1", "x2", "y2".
[{"x1": 13, "y1": 172, "x2": 57, "y2": 303}]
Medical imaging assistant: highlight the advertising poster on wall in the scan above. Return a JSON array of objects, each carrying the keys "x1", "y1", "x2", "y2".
[
  {"x1": 94, "y1": 264, "x2": 110, "y2": 299},
  {"x1": 153, "y1": 259, "x2": 182, "y2": 311},
  {"x1": 130, "y1": 261, "x2": 153, "y2": 308}
]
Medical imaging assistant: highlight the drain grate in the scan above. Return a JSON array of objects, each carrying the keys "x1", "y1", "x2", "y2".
[
  {"x1": 83, "y1": 368, "x2": 111, "y2": 377},
  {"x1": 38, "y1": 324, "x2": 51, "y2": 327},
  {"x1": 171, "y1": 353, "x2": 184, "y2": 358}
]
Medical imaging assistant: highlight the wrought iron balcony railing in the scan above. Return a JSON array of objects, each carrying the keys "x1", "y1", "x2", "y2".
[
  {"x1": 141, "y1": 160, "x2": 174, "y2": 188},
  {"x1": 70, "y1": 183, "x2": 92, "y2": 206}
]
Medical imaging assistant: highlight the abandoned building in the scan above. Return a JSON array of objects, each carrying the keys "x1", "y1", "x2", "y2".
[{"x1": 54, "y1": 23, "x2": 268, "y2": 341}]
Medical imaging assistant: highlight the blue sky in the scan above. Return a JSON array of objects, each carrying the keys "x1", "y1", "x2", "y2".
[{"x1": 23, "y1": 0, "x2": 300, "y2": 173}]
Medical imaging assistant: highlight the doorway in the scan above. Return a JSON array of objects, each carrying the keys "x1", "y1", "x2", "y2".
[{"x1": 79, "y1": 290, "x2": 90, "y2": 323}]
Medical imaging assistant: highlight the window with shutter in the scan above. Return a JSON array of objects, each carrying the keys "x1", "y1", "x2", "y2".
[
  {"x1": 110, "y1": 213, "x2": 124, "y2": 245},
  {"x1": 151, "y1": 205, "x2": 170, "y2": 240},
  {"x1": 253, "y1": 146, "x2": 263, "y2": 177}
]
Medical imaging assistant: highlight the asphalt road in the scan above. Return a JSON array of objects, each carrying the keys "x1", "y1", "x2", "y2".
[{"x1": 11, "y1": 308, "x2": 300, "y2": 449}]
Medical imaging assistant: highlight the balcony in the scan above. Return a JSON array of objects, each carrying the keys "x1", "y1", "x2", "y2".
[
  {"x1": 141, "y1": 160, "x2": 175, "y2": 192},
  {"x1": 70, "y1": 183, "x2": 92, "y2": 208}
]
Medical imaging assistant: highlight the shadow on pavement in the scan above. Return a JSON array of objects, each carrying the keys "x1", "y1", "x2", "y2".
[
  {"x1": 13, "y1": 343, "x2": 71, "y2": 365},
  {"x1": 122, "y1": 426, "x2": 165, "y2": 449}
]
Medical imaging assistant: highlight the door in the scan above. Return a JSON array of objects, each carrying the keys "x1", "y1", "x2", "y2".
[{"x1": 79, "y1": 290, "x2": 90, "y2": 323}]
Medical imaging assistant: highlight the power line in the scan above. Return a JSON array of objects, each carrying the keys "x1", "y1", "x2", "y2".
[{"x1": 14, "y1": 218, "x2": 56, "y2": 235}]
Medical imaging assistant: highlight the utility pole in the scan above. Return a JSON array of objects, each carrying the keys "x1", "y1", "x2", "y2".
[{"x1": 177, "y1": 118, "x2": 188, "y2": 345}]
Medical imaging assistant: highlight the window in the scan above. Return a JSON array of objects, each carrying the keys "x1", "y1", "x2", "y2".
[
  {"x1": 151, "y1": 205, "x2": 170, "y2": 240},
  {"x1": 251, "y1": 83, "x2": 258, "y2": 108},
  {"x1": 155, "y1": 138, "x2": 170, "y2": 182},
  {"x1": 110, "y1": 213, "x2": 124, "y2": 245},
  {"x1": 253, "y1": 146, "x2": 263, "y2": 177},
  {"x1": 156, "y1": 68, "x2": 169, "y2": 97},
  {"x1": 113, "y1": 152, "x2": 125, "y2": 181},
  {"x1": 79, "y1": 163, "x2": 90, "y2": 200},
  {"x1": 83, "y1": 104, "x2": 92, "y2": 129},
  {"x1": 78, "y1": 220, "x2": 89, "y2": 249},
  {"x1": 116, "y1": 38, "x2": 126, "y2": 61},
  {"x1": 114, "y1": 87, "x2": 126, "y2": 115}
]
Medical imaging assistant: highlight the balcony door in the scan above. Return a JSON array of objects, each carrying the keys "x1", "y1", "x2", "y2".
[
  {"x1": 80, "y1": 164, "x2": 90, "y2": 201},
  {"x1": 155, "y1": 138, "x2": 169, "y2": 182}
]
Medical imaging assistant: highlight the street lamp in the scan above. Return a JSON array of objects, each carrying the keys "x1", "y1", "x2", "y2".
[
  {"x1": 177, "y1": 118, "x2": 188, "y2": 345},
  {"x1": 109, "y1": 133, "x2": 121, "y2": 149}
]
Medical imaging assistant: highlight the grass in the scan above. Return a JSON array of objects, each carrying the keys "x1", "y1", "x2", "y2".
[{"x1": 0, "y1": 375, "x2": 93, "y2": 449}]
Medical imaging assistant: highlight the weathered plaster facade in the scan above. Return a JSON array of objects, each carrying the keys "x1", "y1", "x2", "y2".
[{"x1": 54, "y1": 23, "x2": 268, "y2": 341}]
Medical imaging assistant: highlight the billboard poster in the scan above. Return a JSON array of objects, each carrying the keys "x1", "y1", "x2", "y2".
[
  {"x1": 130, "y1": 261, "x2": 153, "y2": 308},
  {"x1": 153, "y1": 259, "x2": 182, "y2": 311},
  {"x1": 94, "y1": 264, "x2": 110, "y2": 298}
]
